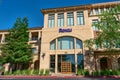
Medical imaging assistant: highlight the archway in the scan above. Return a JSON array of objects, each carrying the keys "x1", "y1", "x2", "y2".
[
  {"x1": 34, "y1": 60, "x2": 39, "y2": 70},
  {"x1": 100, "y1": 57, "x2": 111, "y2": 70}
]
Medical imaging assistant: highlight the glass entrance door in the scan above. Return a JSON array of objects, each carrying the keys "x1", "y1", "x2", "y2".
[{"x1": 58, "y1": 54, "x2": 75, "y2": 73}]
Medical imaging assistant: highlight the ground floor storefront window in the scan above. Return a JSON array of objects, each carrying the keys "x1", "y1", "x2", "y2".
[
  {"x1": 50, "y1": 54, "x2": 84, "y2": 73},
  {"x1": 50, "y1": 55, "x2": 55, "y2": 72},
  {"x1": 77, "y1": 54, "x2": 84, "y2": 70},
  {"x1": 58, "y1": 54, "x2": 75, "y2": 73}
]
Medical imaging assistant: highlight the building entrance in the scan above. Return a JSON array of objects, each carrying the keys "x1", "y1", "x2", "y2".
[
  {"x1": 58, "y1": 54, "x2": 75, "y2": 73},
  {"x1": 50, "y1": 54, "x2": 84, "y2": 73},
  {"x1": 61, "y1": 62, "x2": 72, "y2": 73},
  {"x1": 100, "y1": 57, "x2": 111, "y2": 70}
]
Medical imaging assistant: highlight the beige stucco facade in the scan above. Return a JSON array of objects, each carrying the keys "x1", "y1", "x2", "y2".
[{"x1": 0, "y1": 1, "x2": 120, "y2": 74}]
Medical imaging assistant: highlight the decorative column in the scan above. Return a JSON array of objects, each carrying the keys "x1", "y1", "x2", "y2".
[
  {"x1": 74, "y1": 11, "x2": 77, "y2": 26},
  {"x1": 64, "y1": 12, "x2": 67, "y2": 27},
  {"x1": 55, "y1": 13, "x2": 57, "y2": 28},
  {"x1": 1, "y1": 34, "x2": 5, "y2": 43},
  {"x1": 74, "y1": 38, "x2": 77, "y2": 74},
  {"x1": 55, "y1": 39, "x2": 58, "y2": 73},
  {"x1": 38, "y1": 31, "x2": 41, "y2": 40},
  {"x1": 29, "y1": 32, "x2": 32, "y2": 41},
  {"x1": 44, "y1": 14, "x2": 48, "y2": 28}
]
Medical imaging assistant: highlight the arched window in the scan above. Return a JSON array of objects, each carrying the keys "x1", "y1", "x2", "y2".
[
  {"x1": 50, "y1": 40, "x2": 56, "y2": 50},
  {"x1": 50, "y1": 36, "x2": 83, "y2": 50},
  {"x1": 76, "y1": 38, "x2": 82, "y2": 49},
  {"x1": 58, "y1": 37, "x2": 74, "y2": 50}
]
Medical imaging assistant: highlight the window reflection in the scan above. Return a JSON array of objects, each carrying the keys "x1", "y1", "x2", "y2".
[{"x1": 77, "y1": 54, "x2": 84, "y2": 69}]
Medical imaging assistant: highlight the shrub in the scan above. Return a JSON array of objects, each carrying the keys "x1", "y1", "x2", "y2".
[
  {"x1": 13, "y1": 70, "x2": 21, "y2": 75},
  {"x1": 84, "y1": 70, "x2": 90, "y2": 76},
  {"x1": 32, "y1": 70, "x2": 39, "y2": 75},
  {"x1": 104, "y1": 69, "x2": 111, "y2": 76},
  {"x1": 77, "y1": 69, "x2": 84, "y2": 75},
  {"x1": 39, "y1": 69, "x2": 44, "y2": 76},
  {"x1": 100, "y1": 70, "x2": 105, "y2": 76},
  {"x1": 118, "y1": 70, "x2": 120, "y2": 75},
  {"x1": 0, "y1": 66, "x2": 4, "y2": 71},
  {"x1": 45, "y1": 69, "x2": 50, "y2": 76},
  {"x1": 92, "y1": 70, "x2": 99, "y2": 76},
  {"x1": 22, "y1": 70, "x2": 31, "y2": 75},
  {"x1": 4, "y1": 71, "x2": 11, "y2": 75}
]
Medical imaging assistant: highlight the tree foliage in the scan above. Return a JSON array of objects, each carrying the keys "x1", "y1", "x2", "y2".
[
  {"x1": 1, "y1": 17, "x2": 32, "y2": 65},
  {"x1": 84, "y1": 5, "x2": 120, "y2": 51}
]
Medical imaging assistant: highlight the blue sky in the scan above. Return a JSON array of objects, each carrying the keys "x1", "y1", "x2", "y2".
[{"x1": 0, "y1": 0, "x2": 119, "y2": 30}]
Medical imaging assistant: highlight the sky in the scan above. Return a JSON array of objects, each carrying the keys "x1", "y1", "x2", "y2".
[{"x1": 0, "y1": 0, "x2": 119, "y2": 30}]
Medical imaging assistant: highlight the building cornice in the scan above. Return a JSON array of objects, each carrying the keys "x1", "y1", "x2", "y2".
[{"x1": 41, "y1": 1, "x2": 120, "y2": 14}]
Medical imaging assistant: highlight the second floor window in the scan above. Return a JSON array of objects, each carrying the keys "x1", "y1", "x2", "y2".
[
  {"x1": 58, "y1": 13, "x2": 64, "y2": 27},
  {"x1": 48, "y1": 14, "x2": 55, "y2": 28},
  {"x1": 92, "y1": 19, "x2": 98, "y2": 31},
  {"x1": 100, "y1": 8, "x2": 104, "y2": 14},
  {"x1": 95, "y1": 9, "x2": 99, "y2": 15},
  {"x1": 90, "y1": 9, "x2": 94, "y2": 15},
  {"x1": 106, "y1": 7, "x2": 110, "y2": 12},
  {"x1": 67, "y1": 12, "x2": 74, "y2": 26},
  {"x1": 77, "y1": 11, "x2": 84, "y2": 25}
]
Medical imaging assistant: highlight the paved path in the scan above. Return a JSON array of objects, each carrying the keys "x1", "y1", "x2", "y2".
[{"x1": 0, "y1": 76, "x2": 120, "y2": 80}]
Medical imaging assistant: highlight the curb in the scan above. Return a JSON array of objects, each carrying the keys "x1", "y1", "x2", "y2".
[{"x1": 0, "y1": 75, "x2": 120, "y2": 79}]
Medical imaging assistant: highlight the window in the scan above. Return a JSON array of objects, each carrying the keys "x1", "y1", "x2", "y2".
[
  {"x1": 76, "y1": 39, "x2": 82, "y2": 49},
  {"x1": 48, "y1": 14, "x2": 55, "y2": 28},
  {"x1": 58, "y1": 37, "x2": 74, "y2": 50},
  {"x1": 31, "y1": 36, "x2": 38, "y2": 40},
  {"x1": 77, "y1": 11, "x2": 84, "y2": 25},
  {"x1": 104, "y1": 40, "x2": 110, "y2": 48},
  {"x1": 92, "y1": 19, "x2": 99, "y2": 31},
  {"x1": 58, "y1": 13, "x2": 64, "y2": 27},
  {"x1": 58, "y1": 54, "x2": 75, "y2": 72},
  {"x1": 32, "y1": 48, "x2": 37, "y2": 54},
  {"x1": 77, "y1": 54, "x2": 84, "y2": 69},
  {"x1": 50, "y1": 37, "x2": 83, "y2": 50},
  {"x1": 90, "y1": 9, "x2": 94, "y2": 15},
  {"x1": 31, "y1": 32, "x2": 38, "y2": 41},
  {"x1": 106, "y1": 7, "x2": 110, "y2": 12},
  {"x1": 67, "y1": 12, "x2": 74, "y2": 26},
  {"x1": 95, "y1": 9, "x2": 99, "y2": 15},
  {"x1": 100, "y1": 8, "x2": 104, "y2": 14},
  {"x1": 95, "y1": 44, "x2": 101, "y2": 49},
  {"x1": 50, "y1": 40, "x2": 56, "y2": 50},
  {"x1": 50, "y1": 55, "x2": 55, "y2": 72}
]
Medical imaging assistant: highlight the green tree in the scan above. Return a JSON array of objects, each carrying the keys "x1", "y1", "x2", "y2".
[
  {"x1": 84, "y1": 5, "x2": 120, "y2": 51},
  {"x1": 1, "y1": 17, "x2": 32, "y2": 73}
]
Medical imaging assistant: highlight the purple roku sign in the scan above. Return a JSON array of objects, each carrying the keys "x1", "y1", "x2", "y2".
[{"x1": 59, "y1": 28, "x2": 72, "y2": 33}]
